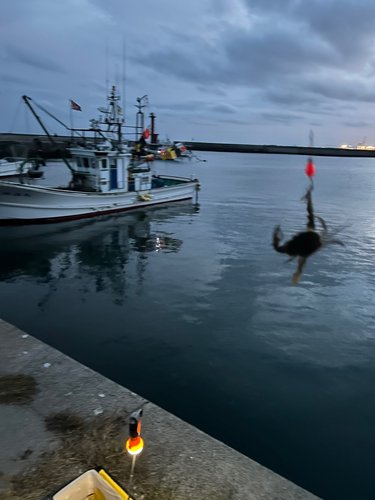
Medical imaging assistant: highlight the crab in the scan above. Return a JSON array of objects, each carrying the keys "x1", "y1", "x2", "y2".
[{"x1": 272, "y1": 186, "x2": 344, "y2": 285}]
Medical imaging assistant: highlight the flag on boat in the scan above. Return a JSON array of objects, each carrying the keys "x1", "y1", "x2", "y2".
[
  {"x1": 70, "y1": 100, "x2": 82, "y2": 111},
  {"x1": 117, "y1": 105, "x2": 123, "y2": 115},
  {"x1": 143, "y1": 128, "x2": 150, "y2": 139}
]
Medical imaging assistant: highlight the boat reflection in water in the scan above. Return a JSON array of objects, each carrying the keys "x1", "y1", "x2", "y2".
[{"x1": 0, "y1": 201, "x2": 199, "y2": 305}]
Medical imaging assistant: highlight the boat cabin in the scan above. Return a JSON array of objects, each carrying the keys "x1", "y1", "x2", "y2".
[{"x1": 69, "y1": 145, "x2": 152, "y2": 194}]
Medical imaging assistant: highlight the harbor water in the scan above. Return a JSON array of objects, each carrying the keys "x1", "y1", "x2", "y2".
[{"x1": 0, "y1": 152, "x2": 375, "y2": 500}]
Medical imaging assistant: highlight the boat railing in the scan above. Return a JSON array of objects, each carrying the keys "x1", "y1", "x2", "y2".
[{"x1": 157, "y1": 174, "x2": 197, "y2": 182}]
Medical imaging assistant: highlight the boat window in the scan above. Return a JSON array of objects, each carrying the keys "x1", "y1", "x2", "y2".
[
  {"x1": 110, "y1": 159, "x2": 117, "y2": 169},
  {"x1": 76, "y1": 157, "x2": 82, "y2": 168},
  {"x1": 83, "y1": 158, "x2": 89, "y2": 169},
  {"x1": 102, "y1": 159, "x2": 107, "y2": 169}
]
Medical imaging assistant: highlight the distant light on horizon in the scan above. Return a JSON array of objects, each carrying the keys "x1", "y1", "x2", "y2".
[{"x1": 342, "y1": 143, "x2": 375, "y2": 150}]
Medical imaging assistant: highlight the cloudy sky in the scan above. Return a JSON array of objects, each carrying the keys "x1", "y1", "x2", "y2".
[{"x1": 1, "y1": 0, "x2": 375, "y2": 146}]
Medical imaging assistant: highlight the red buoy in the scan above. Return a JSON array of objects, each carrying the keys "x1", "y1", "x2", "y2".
[
  {"x1": 143, "y1": 129, "x2": 150, "y2": 140},
  {"x1": 305, "y1": 158, "x2": 316, "y2": 178}
]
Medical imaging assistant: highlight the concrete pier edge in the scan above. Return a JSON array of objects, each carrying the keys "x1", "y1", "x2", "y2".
[{"x1": 0, "y1": 319, "x2": 321, "y2": 499}]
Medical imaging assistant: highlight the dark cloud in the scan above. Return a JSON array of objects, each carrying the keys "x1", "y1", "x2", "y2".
[
  {"x1": 294, "y1": 1, "x2": 375, "y2": 62},
  {"x1": 260, "y1": 112, "x2": 304, "y2": 125},
  {"x1": 153, "y1": 100, "x2": 238, "y2": 115},
  {"x1": 1, "y1": 0, "x2": 375, "y2": 144},
  {"x1": 221, "y1": 29, "x2": 335, "y2": 86},
  {"x1": 153, "y1": 100, "x2": 205, "y2": 112},
  {"x1": 131, "y1": 47, "x2": 220, "y2": 86},
  {"x1": 135, "y1": 24, "x2": 335, "y2": 88},
  {"x1": 265, "y1": 88, "x2": 320, "y2": 107},
  {"x1": 342, "y1": 121, "x2": 371, "y2": 128},
  {"x1": 245, "y1": 0, "x2": 375, "y2": 64},
  {"x1": 217, "y1": 117, "x2": 248, "y2": 125},
  {"x1": 0, "y1": 74, "x2": 29, "y2": 85},
  {"x1": 187, "y1": 120, "x2": 219, "y2": 127},
  {"x1": 133, "y1": 0, "x2": 375, "y2": 112},
  {"x1": 301, "y1": 76, "x2": 375, "y2": 103},
  {"x1": 209, "y1": 103, "x2": 236, "y2": 114},
  {"x1": 6, "y1": 44, "x2": 66, "y2": 73},
  {"x1": 197, "y1": 86, "x2": 227, "y2": 97}
]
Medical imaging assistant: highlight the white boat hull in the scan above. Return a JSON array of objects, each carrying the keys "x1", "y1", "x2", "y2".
[
  {"x1": 0, "y1": 159, "x2": 33, "y2": 178},
  {"x1": 0, "y1": 177, "x2": 198, "y2": 224}
]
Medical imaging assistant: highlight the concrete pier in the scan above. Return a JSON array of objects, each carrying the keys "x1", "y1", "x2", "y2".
[{"x1": 0, "y1": 319, "x2": 321, "y2": 500}]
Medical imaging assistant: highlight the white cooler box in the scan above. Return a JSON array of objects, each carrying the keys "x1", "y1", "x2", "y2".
[{"x1": 52, "y1": 469, "x2": 133, "y2": 500}]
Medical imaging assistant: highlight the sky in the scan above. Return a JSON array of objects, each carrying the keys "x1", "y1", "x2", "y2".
[{"x1": 1, "y1": 0, "x2": 375, "y2": 146}]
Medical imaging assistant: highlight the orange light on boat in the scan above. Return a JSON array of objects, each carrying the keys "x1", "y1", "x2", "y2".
[{"x1": 126, "y1": 436, "x2": 144, "y2": 455}]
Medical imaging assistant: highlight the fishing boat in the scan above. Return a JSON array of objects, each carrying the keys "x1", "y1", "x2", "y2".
[
  {"x1": 0, "y1": 92, "x2": 200, "y2": 224},
  {"x1": 153, "y1": 142, "x2": 193, "y2": 161},
  {"x1": 142, "y1": 111, "x2": 192, "y2": 161},
  {"x1": 0, "y1": 157, "x2": 35, "y2": 178}
]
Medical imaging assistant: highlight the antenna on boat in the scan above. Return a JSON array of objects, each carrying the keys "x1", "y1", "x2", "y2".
[
  {"x1": 115, "y1": 63, "x2": 120, "y2": 94},
  {"x1": 107, "y1": 85, "x2": 122, "y2": 142},
  {"x1": 122, "y1": 35, "x2": 126, "y2": 124},
  {"x1": 105, "y1": 39, "x2": 109, "y2": 96}
]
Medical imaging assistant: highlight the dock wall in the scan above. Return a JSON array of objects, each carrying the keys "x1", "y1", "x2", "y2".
[{"x1": 0, "y1": 319, "x2": 321, "y2": 500}]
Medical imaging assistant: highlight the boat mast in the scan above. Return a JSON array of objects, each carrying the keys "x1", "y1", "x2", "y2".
[
  {"x1": 135, "y1": 95, "x2": 147, "y2": 141},
  {"x1": 122, "y1": 36, "x2": 126, "y2": 124},
  {"x1": 22, "y1": 95, "x2": 74, "y2": 174},
  {"x1": 98, "y1": 86, "x2": 123, "y2": 143}
]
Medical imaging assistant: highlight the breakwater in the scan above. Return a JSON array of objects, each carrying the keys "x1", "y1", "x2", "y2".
[
  {"x1": 182, "y1": 141, "x2": 375, "y2": 158},
  {"x1": 2, "y1": 133, "x2": 374, "y2": 159},
  {"x1": 0, "y1": 133, "x2": 71, "y2": 159}
]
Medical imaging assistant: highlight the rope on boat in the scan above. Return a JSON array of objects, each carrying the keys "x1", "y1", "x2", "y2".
[
  {"x1": 9, "y1": 98, "x2": 22, "y2": 133},
  {"x1": 192, "y1": 153, "x2": 207, "y2": 162},
  {"x1": 138, "y1": 193, "x2": 152, "y2": 202}
]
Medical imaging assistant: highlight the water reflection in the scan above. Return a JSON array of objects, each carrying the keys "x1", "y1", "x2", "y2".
[{"x1": 0, "y1": 202, "x2": 199, "y2": 303}]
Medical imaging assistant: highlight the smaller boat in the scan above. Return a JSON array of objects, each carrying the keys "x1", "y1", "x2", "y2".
[
  {"x1": 144, "y1": 111, "x2": 192, "y2": 161},
  {"x1": 0, "y1": 156, "x2": 45, "y2": 179},
  {"x1": 0, "y1": 157, "x2": 34, "y2": 178},
  {"x1": 153, "y1": 142, "x2": 192, "y2": 161}
]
